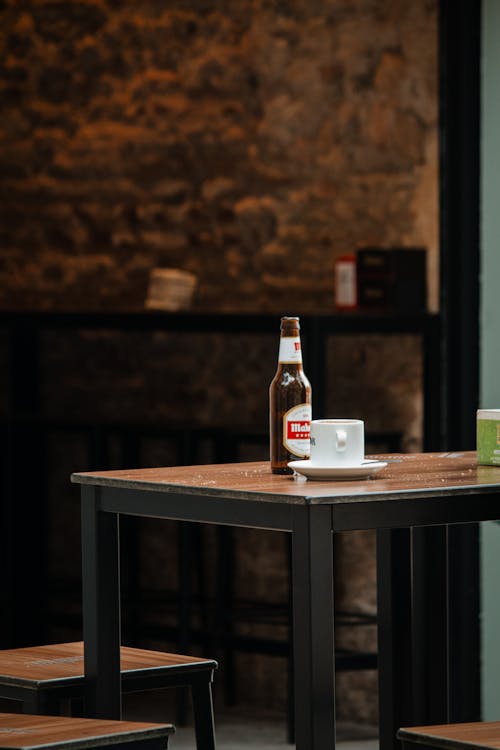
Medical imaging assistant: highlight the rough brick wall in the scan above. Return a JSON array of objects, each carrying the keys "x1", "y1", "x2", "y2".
[{"x1": 0, "y1": 0, "x2": 438, "y2": 311}]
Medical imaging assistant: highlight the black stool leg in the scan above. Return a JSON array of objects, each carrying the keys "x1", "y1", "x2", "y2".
[
  {"x1": 191, "y1": 675, "x2": 216, "y2": 750},
  {"x1": 119, "y1": 431, "x2": 142, "y2": 647},
  {"x1": 176, "y1": 520, "x2": 196, "y2": 727},
  {"x1": 175, "y1": 429, "x2": 196, "y2": 727},
  {"x1": 214, "y1": 524, "x2": 235, "y2": 708}
]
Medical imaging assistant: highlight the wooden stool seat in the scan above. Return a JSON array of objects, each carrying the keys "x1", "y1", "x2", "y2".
[
  {"x1": 398, "y1": 722, "x2": 500, "y2": 749},
  {"x1": 0, "y1": 712, "x2": 174, "y2": 750},
  {"x1": 0, "y1": 644, "x2": 217, "y2": 750}
]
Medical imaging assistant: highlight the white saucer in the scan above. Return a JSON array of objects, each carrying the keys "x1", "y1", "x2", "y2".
[{"x1": 288, "y1": 459, "x2": 388, "y2": 481}]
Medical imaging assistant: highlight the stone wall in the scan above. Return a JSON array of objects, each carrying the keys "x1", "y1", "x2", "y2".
[
  {"x1": 1, "y1": 0, "x2": 437, "y2": 729},
  {"x1": 0, "y1": 0, "x2": 438, "y2": 311}
]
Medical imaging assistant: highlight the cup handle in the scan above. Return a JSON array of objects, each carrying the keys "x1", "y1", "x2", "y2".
[{"x1": 336, "y1": 429, "x2": 347, "y2": 452}]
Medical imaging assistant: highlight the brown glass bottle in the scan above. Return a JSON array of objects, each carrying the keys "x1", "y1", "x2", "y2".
[{"x1": 269, "y1": 316, "x2": 312, "y2": 474}]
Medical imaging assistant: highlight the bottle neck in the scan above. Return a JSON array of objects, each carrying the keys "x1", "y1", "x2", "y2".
[{"x1": 278, "y1": 334, "x2": 303, "y2": 365}]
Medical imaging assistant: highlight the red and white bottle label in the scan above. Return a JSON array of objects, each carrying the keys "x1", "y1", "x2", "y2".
[
  {"x1": 283, "y1": 403, "x2": 311, "y2": 458},
  {"x1": 278, "y1": 336, "x2": 303, "y2": 364}
]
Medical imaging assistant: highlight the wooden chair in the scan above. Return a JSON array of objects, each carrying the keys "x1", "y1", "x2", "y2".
[
  {"x1": 398, "y1": 721, "x2": 500, "y2": 749},
  {"x1": 0, "y1": 712, "x2": 174, "y2": 750},
  {"x1": 0, "y1": 643, "x2": 217, "y2": 750}
]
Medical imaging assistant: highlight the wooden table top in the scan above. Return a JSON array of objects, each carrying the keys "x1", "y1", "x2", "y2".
[
  {"x1": 0, "y1": 713, "x2": 174, "y2": 749},
  {"x1": 398, "y1": 721, "x2": 500, "y2": 749},
  {"x1": 71, "y1": 451, "x2": 500, "y2": 506},
  {"x1": 0, "y1": 642, "x2": 216, "y2": 686}
]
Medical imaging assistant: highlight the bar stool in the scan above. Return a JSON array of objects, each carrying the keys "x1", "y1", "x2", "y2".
[
  {"x1": 0, "y1": 712, "x2": 174, "y2": 750},
  {"x1": 0, "y1": 643, "x2": 217, "y2": 750},
  {"x1": 398, "y1": 721, "x2": 500, "y2": 750}
]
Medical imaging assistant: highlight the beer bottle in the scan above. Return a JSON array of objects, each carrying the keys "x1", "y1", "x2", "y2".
[{"x1": 269, "y1": 316, "x2": 312, "y2": 474}]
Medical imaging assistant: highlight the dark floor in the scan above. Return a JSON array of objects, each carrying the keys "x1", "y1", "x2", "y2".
[{"x1": 124, "y1": 691, "x2": 379, "y2": 749}]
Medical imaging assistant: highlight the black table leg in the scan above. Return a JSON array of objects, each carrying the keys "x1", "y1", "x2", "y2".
[
  {"x1": 81, "y1": 485, "x2": 121, "y2": 719},
  {"x1": 377, "y1": 528, "x2": 413, "y2": 750},
  {"x1": 447, "y1": 522, "x2": 480, "y2": 722},
  {"x1": 191, "y1": 674, "x2": 217, "y2": 750},
  {"x1": 291, "y1": 505, "x2": 335, "y2": 750},
  {"x1": 411, "y1": 525, "x2": 449, "y2": 725}
]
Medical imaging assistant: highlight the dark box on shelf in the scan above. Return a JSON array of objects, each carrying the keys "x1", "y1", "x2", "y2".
[{"x1": 356, "y1": 247, "x2": 427, "y2": 312}]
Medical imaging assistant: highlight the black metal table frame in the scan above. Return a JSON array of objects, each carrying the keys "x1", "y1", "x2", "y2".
[{"x1": 80, "y1": 479, "x2": 499, "y2": 750}]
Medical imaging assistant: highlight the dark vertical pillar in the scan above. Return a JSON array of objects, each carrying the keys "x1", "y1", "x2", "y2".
[
  {"x1": 439, "y1": 0, "x2": 481, "y2": 449},
  {"x1": 5, "y1": 318, "x2": 49, "y2": 646},
  {"x1": 438, "y1": 0, "x2": 482, "y2": 722},
  {"x1": 422, "y1": 317, "x2": 444, "y2": 452},
  {"x1": 0, "y1": 416, "x2": 13, "y2": 647}
]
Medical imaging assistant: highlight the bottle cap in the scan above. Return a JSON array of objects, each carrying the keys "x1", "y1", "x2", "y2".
[{"x1": 281, "y1": 316, "x2": 300, "y2": 329}]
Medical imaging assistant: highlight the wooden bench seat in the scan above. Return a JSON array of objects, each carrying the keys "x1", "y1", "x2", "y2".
[
  {"x1": 0, "y1": 643, "x2": 216, "y2": 750},
  {"x1": 398, "y1": 722, "x2": 500, "y2": 749},
  {"x1": 0, "y1": 712, "x2": 174, "y2": 750}
]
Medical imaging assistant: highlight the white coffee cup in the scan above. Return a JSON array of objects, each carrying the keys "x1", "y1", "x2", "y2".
[{"x1": 310, "y1": 419, "x2": 365, "y2": 466}]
